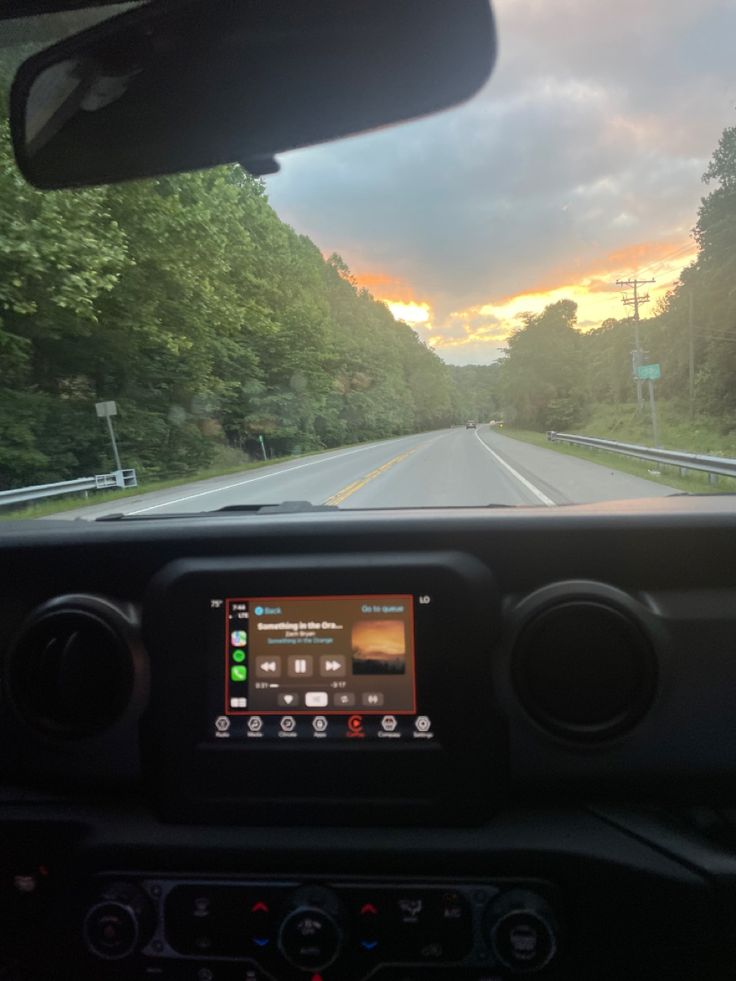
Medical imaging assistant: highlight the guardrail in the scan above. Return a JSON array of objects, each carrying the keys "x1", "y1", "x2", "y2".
[
  {"x1": 546, "y1": 432, "x2": 736, "y2": 482},
  {"x1": 0, "y1": 469, "x2": 138, "y2": 508}
]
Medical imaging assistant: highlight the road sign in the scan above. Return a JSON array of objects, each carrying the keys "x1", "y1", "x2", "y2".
[
  {"x1": 95, "y1": 400, "x2": 117, "y2": 418},
  {"x1": 637, "y1": 363, "x2": 661, "y2": 381},
  {"x1": 95, "y1": 400, "x2": 122, "y2": 470}
]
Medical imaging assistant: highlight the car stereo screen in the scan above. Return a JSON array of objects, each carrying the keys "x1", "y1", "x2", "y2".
[
  {"x1": 210, "y1": 595, "x2": 429, "y2": 742},
  {"x1": 227, "y1": 594, "x2": 416, "y2": 713}
]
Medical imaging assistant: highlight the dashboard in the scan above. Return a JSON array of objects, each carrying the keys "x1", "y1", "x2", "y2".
[{"x1": 1, "y1": 496, "x2": 736, "y2": 979}]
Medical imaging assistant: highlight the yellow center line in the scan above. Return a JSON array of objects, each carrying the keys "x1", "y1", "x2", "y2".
[{"x1": 324, "y1": 445, "x2": 421, "y2": 506}]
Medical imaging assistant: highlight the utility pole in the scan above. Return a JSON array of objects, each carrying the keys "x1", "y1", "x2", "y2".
[
  {"x1": 617, "y1": 277, "x2": 655, "y2": 410},
  {"x1": 688, "y1": 289, "x2": 695, "y2": 418},
  {"x1": 647, "y1": 377, "x2": 660, "y2": 447}
]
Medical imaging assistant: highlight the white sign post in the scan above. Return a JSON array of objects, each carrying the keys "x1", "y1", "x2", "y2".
[{"x1": 95, "y1": 400, "x2": 122, "y2": 471}]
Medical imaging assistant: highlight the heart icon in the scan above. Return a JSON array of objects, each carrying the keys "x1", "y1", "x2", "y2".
[{"x1": 283, "y1": 695, "x2": 293, "y2": 704}]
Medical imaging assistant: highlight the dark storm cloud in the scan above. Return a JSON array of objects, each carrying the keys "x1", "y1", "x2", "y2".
[{"x1": 265, "y1": 0, "x2": 736, "y2": 324}]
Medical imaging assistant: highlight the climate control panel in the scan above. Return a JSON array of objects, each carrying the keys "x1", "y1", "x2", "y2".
[{"x1": 80, "y1": 875, "x2": 561, "y2": 979}]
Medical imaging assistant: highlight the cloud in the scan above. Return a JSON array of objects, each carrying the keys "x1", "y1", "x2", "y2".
[
  {"x1": 353, "y1": 271, "x2": 418, "y2": 303},
  {"x1": 403, "y1": 234, "x2": 698, "y2": 364},
  {"x1": 384, "y1": 300, "x2": 431, "y2": 325},
  {"x1": 265, "y1": 0, "x2": 735, "y2": 362}
]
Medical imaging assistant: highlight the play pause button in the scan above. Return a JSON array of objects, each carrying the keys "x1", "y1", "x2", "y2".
[{"x1": 319, "y1": 655, "x2": 346, "y2": 677}]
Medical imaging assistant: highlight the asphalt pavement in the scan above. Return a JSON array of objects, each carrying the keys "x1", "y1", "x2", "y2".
[{"x1": 51, "y1": 426, "x2": 678, "y2": 519}]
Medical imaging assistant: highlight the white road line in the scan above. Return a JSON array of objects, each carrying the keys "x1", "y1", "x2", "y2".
[
  {"x1": 474, "y1": 431, "x2": 556, "y2": 506},
  {"x1": 126, "y1": 437, "x2": 425, "y2": 514}
]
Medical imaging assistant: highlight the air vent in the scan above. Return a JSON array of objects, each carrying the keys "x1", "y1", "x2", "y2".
[
  {"x1": 9, "y1": 604, "x2": 134, "y2": 738},
  {"x1": 512, "y1": 599, "x2": 657, "y2": 740}
]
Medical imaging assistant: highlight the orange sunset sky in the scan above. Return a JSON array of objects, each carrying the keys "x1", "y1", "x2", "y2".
[
  {"x1": 266, "y1": 0, "x2": 735, "y2": 364},
  {"x1": 355, "y1": 237, "x2": 697, "y2": 357}
]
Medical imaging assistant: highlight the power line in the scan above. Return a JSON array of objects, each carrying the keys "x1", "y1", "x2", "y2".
[{"x1": 636, "y1": 241, "x2": 697, "y2": 279}]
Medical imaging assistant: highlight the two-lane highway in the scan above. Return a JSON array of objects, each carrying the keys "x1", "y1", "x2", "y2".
[{"x1": 52, "y1": 426, "x2": 677, "y2": 519}]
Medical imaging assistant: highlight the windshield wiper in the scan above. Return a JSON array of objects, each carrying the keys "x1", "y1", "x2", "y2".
[
  {"x1": 96, "y1": 501, "x2": 339, "y2": 520},
  {"x1": 217, "y1": 501, "x2": 339, "y2": 513}
]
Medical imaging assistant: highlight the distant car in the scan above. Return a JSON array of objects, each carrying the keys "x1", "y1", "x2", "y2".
[
  {"x1": 465, "y1": 420, "x2": 477, "y2": 429},
  {"x1": 489, "y1": 420, "x2": 503, "y2": 428}
]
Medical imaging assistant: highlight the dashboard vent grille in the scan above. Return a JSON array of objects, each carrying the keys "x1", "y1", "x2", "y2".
[
  {"x1": 9, "y1": 607, "x2": 133, "y2": 738},
  {"x1": 512, "y1": 600, "x2": 657, "y2": 740}
]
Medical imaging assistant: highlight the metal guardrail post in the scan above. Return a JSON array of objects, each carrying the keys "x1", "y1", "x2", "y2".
[
  {"x1": 0, "y1": 468, "x2": 137, "y2": 508},
  {"x1": 546, "y1": 432, "x2": 736, "y2": 480}
]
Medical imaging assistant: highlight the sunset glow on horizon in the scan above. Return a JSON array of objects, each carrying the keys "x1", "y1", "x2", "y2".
[
  {"x1": 355, "y1": 237, "x2": 697, "y2": 364},
  {"x1": 383, "y1": 300, "x2": 432, "y2": 325}
]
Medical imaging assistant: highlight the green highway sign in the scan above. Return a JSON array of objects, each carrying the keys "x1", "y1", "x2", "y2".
[{"x1": 637, "y1": 363, "x2": 661, "y2": 381}]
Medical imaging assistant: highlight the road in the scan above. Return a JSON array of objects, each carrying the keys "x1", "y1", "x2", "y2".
[{"x1": 53, "y1": 426, "x2": 678, "y2": 519}]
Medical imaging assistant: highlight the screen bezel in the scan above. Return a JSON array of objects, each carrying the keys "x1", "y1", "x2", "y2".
[{"x1": 143, "y1": 552, "x2": 503, "y2": 825}]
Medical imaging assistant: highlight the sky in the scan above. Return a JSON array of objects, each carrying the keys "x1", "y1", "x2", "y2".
[{"x1": 265, "y1": 0, "x2": 736, "y2": 365}]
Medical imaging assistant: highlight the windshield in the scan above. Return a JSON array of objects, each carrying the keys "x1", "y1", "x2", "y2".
[{"x1": 2, "y1": 1, "x2": 736, "y2": 519}]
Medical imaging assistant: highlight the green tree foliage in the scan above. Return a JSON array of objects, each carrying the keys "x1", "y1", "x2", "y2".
[
  {"x1": 498, "y1": 300, "x2": 586, "y2": 430},
  {"x1": 448, "y1": 364, "x2": 502, "y2": 423},
  {"x1": 0, "y1": 111, "x2": 499, "y2": 490}
]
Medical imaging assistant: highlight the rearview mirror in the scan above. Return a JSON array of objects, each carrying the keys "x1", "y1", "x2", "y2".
[{"x1": 10, "y1": 0, "x2": 496, "y2": 189}]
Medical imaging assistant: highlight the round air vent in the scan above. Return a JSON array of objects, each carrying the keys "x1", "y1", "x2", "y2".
[
  {"x1": 9, "y1": 602, "x2": 134, "y2": 739},
  {"x1": 512, "y1": 598, "x2": 657, "y2": 740}
]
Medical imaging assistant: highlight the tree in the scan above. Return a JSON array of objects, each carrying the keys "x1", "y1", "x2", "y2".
[{"x1": 499, "y1": 300, "x2": 586, "y2": 430}]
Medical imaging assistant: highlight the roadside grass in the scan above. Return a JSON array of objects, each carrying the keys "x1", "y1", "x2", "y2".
[
  {"x1": 0, "y1": 454, "x2": 298, "y2": 521},
  {"x1": 579, "y1": 401, "x2": 736, "y2": 458},
  {"x1": 503, "y1": 427, "x2": 736, "y2": 495}
]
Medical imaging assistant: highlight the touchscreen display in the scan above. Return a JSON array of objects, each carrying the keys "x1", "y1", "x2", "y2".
[{"x1": 208, "y1": 594, "x2": 433, "y2": 742}]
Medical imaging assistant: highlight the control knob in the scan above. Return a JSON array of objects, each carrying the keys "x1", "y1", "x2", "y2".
[
  {"x1": 485, "y1": 889, "x2": 558, "y2": 974},
  {"x1": 277, "y1": 885, "x2": 345, "y2": 972},
  {"x1": 83, "y1": 881, "x2": 156, "y2": 960}
]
